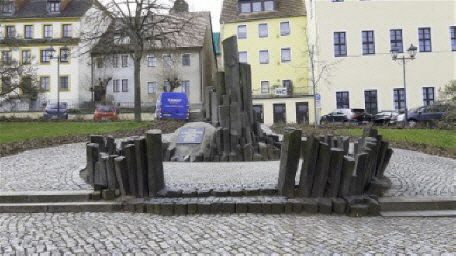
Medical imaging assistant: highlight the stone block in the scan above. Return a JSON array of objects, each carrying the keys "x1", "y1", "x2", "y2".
[
  {"x1": 262, "y1": 202, "x2": 273, "y2": 214},
  {"x1": 258, "y1": 142, "x2": 269, "y2": 161},
  {"x1": 271, "y1": 202, "x2": 284, "y2": 214},
  {"x1": 106, "y1": 136, "x2": 116, "y2": 155},
  {"x1": 366, "y1": 197, "x2": 380, "y2": 216},
  {"x1": 91, "y1": 191, "x2": 101, "y2": 200},
  {"x1": 289, "y1": 199, "x2": 303, "y2": 213},
  {"x1": 161, "y1": 202, "x2": 175, "y2": 216},
  {"x1": 174, "y1": 202, "x2": 188, "y2": 215},
  {"x1": 106, "y1": 155, "x2": 119, "y2": 190},
  {"x1": 197, "y1": 189, "x2": 212, "y2": 197},
  {"x1": 134, "y1": 137, "x2": 148, "y2": 198},
  {"x1": 302, "y1": 198, "x2": 318, "y2": 213},
  {"x1": 354, "y1": 153, "x2": 369, "y2": 195},
  {"x1": 187, "y1": 202, "x2": 198, "y2": 214},
  {"x1": 349, "y1": 204, "x2": 369, "y2": 217},
  {"x1": 260, "y1": 188, "x2": 278, "y2": 196},
  {"x1": 114, "y1": 156, "x2": 129, "y2": 197},
  {"x1": 284, "y1": 202, "x2": 293, "y2": 213},
  {"x1": 135, "y1": 204, "x2": 145, "y2": 213},
  {"x1": 167, "y1": 189, "x2": 183, "y2": 198},
  {"x1": 221, "y1": 202, "x2": 236, "y2": 213},
  {"x1": 181, "y1": 190, "x2": 197, "y2": 198},
  {"x1": 198, "y1": 202, "x2": 212, "y2": 214},
  {"x1": 244, "y1": 188, "x2": 260, "y2": 197},
  {"x1": 243, "y1": 143, "x2": 254, "y2": 162},
  {"x1": 338, "y1": 156, "x2": 356, "y2": 198},
  {"x1": 213, "y1": 189, "x2": 230, "y2": 197},
  {"x1": 248, "y1": 202, "x2": 263, "y2": 213},
  {"x1": 324, "y1": 148, "x2": 345, "y2": 198},
  {"x1": 277, "y1": 128, "x2": 302, "y2": 197},
  {"x1": 236, "y1": 202, "x2": 248, "y2": 213},
  {"x1": 90, "y1": 135, "x2": 106, "y2": 152},
  {"x1": 124, "y1": 145, "x2": 138, "y2": 196},
  {"x1": 332, "y1": 198, "x2": 347, "y2": 214},
  {"x1": 252, "y1": 153, "x2": 263, "y2": 162},
  {"x1": 101, "y1": 189, "x2": 116, "y2": 200},
  {"x1": 317, "y1": 198, "x2": 333, "y2": 214},
  {"x1": 229, "y1": 188, "x2": 244, "y2": 197}
]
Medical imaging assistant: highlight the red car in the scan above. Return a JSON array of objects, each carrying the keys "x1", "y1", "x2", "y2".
[{"x1": 94, "y1": 106, "x2": 118, "y2": 121}]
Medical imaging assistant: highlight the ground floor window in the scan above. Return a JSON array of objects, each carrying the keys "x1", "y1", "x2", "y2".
[
  {"x1": 181, "y1": 80, "x2": 190, "y2": 95},
  {"x1": 122, "y1": 79, "x2": 128, "y2": 92},
  {"x1": 273, "y1": 103, "x2": 286, "y2": 123},
  {"x1": 296, "y1": 102, "x2": 309, "y2": 124},
  {"x1": 336, "y1": 91, "x2": 349, "y2": 109},
  {"x1": 148, "y1": 82, "x2": 156, "y2": 94},
  {"x1": 422, "y1": 87, "x2": 435, "y2": 106},
  {"x1": 59, "y1": 76, "x2": 69, "y2": 91},
  {"x1": 253, "y1": 105, "x2": 264, "y2": 123},
  {"x1": 393, "y1": 88, "x2": 406, "y2": 110},
  {"x1": 364, "y1": 90, "x2": 378, "y2": 114},
  {"x1": 113, "y1": 80, "x2": 120, "y2": 92}
]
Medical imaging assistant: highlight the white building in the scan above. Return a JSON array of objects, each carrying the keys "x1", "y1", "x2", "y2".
[
  {"x1": 0, "y1": 0, "x2": 98, "y2": 109},
  {"x1": 91, "y1": 4, "x2": 217, "y2": 111},
  {"x1": 307, "y1": 0, "x2": 456, "y2": 117}
]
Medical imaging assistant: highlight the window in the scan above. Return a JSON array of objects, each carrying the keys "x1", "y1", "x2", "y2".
[
  {"x1": 40, "y1": 77, "x2": 50, "y2": 91},
  {"x1": 113, "y1": 55, "x2": 119, "y2": 68},
  {"x1": 164, "y1": 81, "x2": 171, "y2": 91},
  {"x1": 62, "y1": 25, "x2": 72, "y2": 38},
  {"x1": 283, "y1": 80, "x2": 293, "y2": 94},
  {"x1": 258, "y1": 23, "x2": 268, "y2": 38},
  {"x1": 182, "y1": 54, "x2": 191, "y2": 66},
  {"x1": 59, "y1": 76, "x2": 69, "y2": 91},
  {"x1": 364, "y1": 90, "x2": 378, "y2": 114},
  {"x1": 390, "y1": 29, "x2": 403, "y2": 53},
  {"x1": 114, "y1": 35, "x2": 130, "y2": 44},
  {"x1": 332, "y1": 0, "x2": 344, "y2": 2},
  {"x1": 163, "y1": 55, "x2": 172, "y2": 66},
  {"x1": 451, "y1": 26, "x2": 456, "y2": 51},
  {"x1": 239, "y1": 1, "x2": 274, "y2": 13},
  {"x1": 24, "y1": 25, "x2": 33, "y2": 39},
  {"x1": 238, "y1": 25, "x2": 247, "y2": 39},
  {"x1": 43, "y1": 25, "x2": 52, "y2": 38},
  {"x1": 2, "y1": 3, "x2": 13, "y2": 13},
  {"x1": 336, "y1": 91, "x2": 349, "y2": 109},
  {"x1": 2, "y1": 51, "x2": 12, "y2": 63},
  {"x1": 181, "y1": 80, "x2": 190, "y2": 95},
  {"x1": 281, "y1": 48, "x2": 291, "y2": 62},
  {"x1": 5, "y1": 26, "x2": 15, "y2": 38},
  {"x1": 122, "y1": 79, "x2": 128, "y2": 92},
  {"x1": 280, "y1": 22, "x2": 290, "y2": 36},
  {"x1": 334, "y1": 32, "x2": 347, "y2": 57},
  {"x1": 362, "y1": 30, "x2": 375, "y2": 55},
  {"x1": 60, "y1": 48, "x2": 70, "y2": 63},
  {"x1": 147, "y1": 56, "x2": 156, "y2": 67},
  {"x1": 48, "y1": 2, "x2": 60, "y2": 12},
  {"x1": 40, "y1": 50, "x2": 51, "y2": 63},
  {"x1": 148, "y1": 82, "x2": 157, "y2": 94},
  {"x1": 418, "y1": 27, "x2": 432, "y2": 52},
  {"x1": 239, "y1": 51, "x2": 248, "y2": 63},
  {"x1": 96, "y1": 58, "x2": 104, "y2": 68},
  {"x1": 393, "y1": 88, "x2": 406, "y2": 110},
  {"x1": 261, "y1": 81, "x2": 270, "y2": 94},
  {"x1": 121, "y1": 55, "x2": 128, "y2": 67},
  {"x1": 22, "y1": 50, "x2": 31, "y2": 64},
  {"x1": 113, "y1": 80, "x2": 120, "y2": 92},
  {"x1": 259, "y1": 50, "x2": 269, "y2": 64},
  {"x1": 423, "y1": 87, "x2": 435, "y2": 106}
]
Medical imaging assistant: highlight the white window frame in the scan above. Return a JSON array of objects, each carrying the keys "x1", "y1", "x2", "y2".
[
  {"x1": 148, "y1": 81, "x2": 157, "y2": 94},
  {"x1": 181, "y1": 80, "x2": 190, "y2": 95},
  {"x1": 239, "y1": 51, "x2": 248, "y2": 64},
  {"x1": 280, "y1": 47, "x2": 292, "y2": 63},
  {"x1": 258, "y1": 23, "x2": 268, "y2": 38},
  {"x1": 280, "y1": 21, "x2": 291, "y2": 36},
  {"x1": 260, "y1": 80, "x2": 270, "y2": 94},
  {"x1": 182, "y1": 53, "x2": 191, "y2": 66},
  {"x1": 121, "y1": 55, "x2": 128, "y2": 67},
  {"x1": 238, "y1": 25, "x2": 247, "y2": 39},
  {"x1": 147, "y1": 55, "x2": 156, "y2": 67},
  {"x1": 259, "y1": 50, "x2": 269, "y2": 64}
]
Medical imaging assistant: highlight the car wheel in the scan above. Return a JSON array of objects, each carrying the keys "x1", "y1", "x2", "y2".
[{"x1": 408, "y1": 120, "x2": 418, "y2": 128}]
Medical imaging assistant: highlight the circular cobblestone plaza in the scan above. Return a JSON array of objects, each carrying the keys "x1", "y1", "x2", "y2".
[{"x1": 0, "y1": 140, "x2": 455, "y2": 253}]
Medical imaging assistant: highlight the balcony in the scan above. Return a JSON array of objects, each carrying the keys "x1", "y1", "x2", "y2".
[{"x1": 252, "y1": 86, "x2": 314, "y2": 99}]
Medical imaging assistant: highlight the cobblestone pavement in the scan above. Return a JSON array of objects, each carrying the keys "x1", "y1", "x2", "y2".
[
  {"x1": 0, "y1": 213, "x2": 454, "y2": 254},
  {"x1": 1, "y1": 141, "x2": 454, "y2": 197},
  {"x1": 0, "y1": 143, "x2": 91, "y2": 192}
]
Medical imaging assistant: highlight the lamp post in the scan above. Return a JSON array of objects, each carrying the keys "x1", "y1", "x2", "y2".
[
  {"x1": 390, "y1": 44, "x2": 417, "y2": 127},
  {"x1": 46, "y1": 45, "x2": 70, "y2": 118}
]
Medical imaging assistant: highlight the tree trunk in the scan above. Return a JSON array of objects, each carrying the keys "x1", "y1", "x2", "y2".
[{"x1": 134, "y1": 58, "x2": 142, "y2": 122}]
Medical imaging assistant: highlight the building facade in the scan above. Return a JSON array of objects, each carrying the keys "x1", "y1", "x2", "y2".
[
  {"x1": 91, "y1": 10, "x2": 217, "y2": 111},
  {"x1": 307, "y1": 0, "x2": 456, "y2": 118},
  {"x1": 221, "y1": 0, "x2": 315, "y2": 125},
  {"x1": 0, "y1": 0, "x2": 96, "y2": 109}
]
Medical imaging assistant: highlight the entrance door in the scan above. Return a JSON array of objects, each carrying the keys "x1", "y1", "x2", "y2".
[
  {"x1": 296, "y1": 102, "x2": 309, "y2": 124},
  {"x1": 273, "y1": 103, "x2": 286, "y2": 123},
  {"x1": 253, "y1": 105, "x2": 264, "y2": 123}
]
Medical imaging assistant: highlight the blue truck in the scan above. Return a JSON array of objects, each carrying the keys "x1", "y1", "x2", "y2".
[{"x1": 155, "y1": 92, "x2": 189, "y2": 121}]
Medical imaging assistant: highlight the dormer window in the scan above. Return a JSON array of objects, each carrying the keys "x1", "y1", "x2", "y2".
[
  {"x1": 239, "y1": 0, "x2": 274, "y2": 14},
  {"x1": 114, "y1": 34, "x2": 130, "y2": 44},
  {"x1": 48, "y1": 1, "x2": 60, "y2": 13},
  {"x1": 1, "y1": 2, "x2": 13, "y2": 13}
]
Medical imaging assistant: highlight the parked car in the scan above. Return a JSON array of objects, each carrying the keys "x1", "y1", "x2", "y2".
[
  {"x1": 155, "y1": 92, "x2": 189, "y2": 121},
  {"x1": 373, "y1": 110, "x2": 401, "y2": 125},
  {"x1": 93, "y1": 105, "x2": 118, "y2": 121},
  {"x1": 320, "y1": 108, "x2": 372, "y2": 124},
  {"x1": 43, "y1": 103, "x2": 68, "y2": 120},
  {"x1": 393, "y1": 105, "x2": 449, "y2": 127}
]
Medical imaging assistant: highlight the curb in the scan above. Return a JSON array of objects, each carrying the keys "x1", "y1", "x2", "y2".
[
  {"x1": 379, "y1": 196, "x2": 456, "y2": 212},
  {"x1": 0, "y1": 190, "x2": 94, "y2": 203}
]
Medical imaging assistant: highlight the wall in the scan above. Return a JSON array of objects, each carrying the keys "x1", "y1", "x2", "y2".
[
  {"x1": 308, "y1": 0, "x2": 456, "y2": 116},
  {"x1": 253, "y1": 96, "x2": 315, "y2": 125}
]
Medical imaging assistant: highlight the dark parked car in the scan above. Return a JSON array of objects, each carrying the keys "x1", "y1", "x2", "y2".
[
  {"x1": 407, "y1": 104, "x2": 449, "y2": 127},
  {"x1": 43, "y1": 104, "x2": 68, "y2": 120},
  {"x1": 373, "y1": 110, "x2": 401, "y2": 125},
  {"x1": 320, "y1": 108, "x2": 372, "y2": 124}
]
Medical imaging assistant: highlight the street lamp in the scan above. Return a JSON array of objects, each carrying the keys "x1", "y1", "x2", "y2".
[
  {"x1": 390, "y1": 44, "x2": 417, "y2": 127},
  {"x1": 46, "y1": 45, "x2": 70, "y2": 118}
]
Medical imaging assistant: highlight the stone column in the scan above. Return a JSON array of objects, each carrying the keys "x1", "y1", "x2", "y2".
[
  {"x1": 311, "y1": 143, "x2": 331, "y2": 198},
  {"x1": 277, "y1": 129, "x2": 302, "y2": 197},
  {"x1": 324, "y1": 148, "x2": 345, "y2": 198},
  {"x1": 135, "y1": 137, "x2": 149, "y2": 198},
  {"x1": 124, "y1": 144, "x2": 138, "y2": 196},
  {"x1": 338, "y1": 156, "x2": 355, "y2": 197},
  {"x1": 114, "y1": 156, "x2": 130, "y2": 196},
  {"x1": 146, "y1": 130, "x2": 165, "y2": 197},
  {"x1": 298, "y1": 136, "x2": 320, "y2": 197}
]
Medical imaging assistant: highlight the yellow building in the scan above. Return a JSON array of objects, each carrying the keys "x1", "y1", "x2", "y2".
[{"x1": 220, "y1": 0, "x2": 314, "y2": 124}]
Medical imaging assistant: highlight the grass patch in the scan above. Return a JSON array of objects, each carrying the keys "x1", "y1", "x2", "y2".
[
  {"x1": 1, "y1": 121, "x2": 160, "y2": 144},
  {"x1": 335, "y1": 129, "x2": 456, "y2": 149}
]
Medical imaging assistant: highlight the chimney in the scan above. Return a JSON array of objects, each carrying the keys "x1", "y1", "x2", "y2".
[
  {"x1": 170, "y1": 0, "x2": 189, "y2": 13},
  {"x1": 60, "y1": 0, "x2": 73, "y2": 11}
]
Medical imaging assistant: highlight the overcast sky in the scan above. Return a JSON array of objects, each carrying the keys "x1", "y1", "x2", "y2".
[{"x1": 186, "y1": 0, "x2": 223, "y2": 32}]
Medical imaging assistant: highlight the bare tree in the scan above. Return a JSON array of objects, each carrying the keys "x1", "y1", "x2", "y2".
[
  {"x1": 82, "y1": 0, "x2": 194, "y2": 122},
  {"x1": 0, "y1": 51, "x2": 40, "y2": 102},
  {"x1": 160, "y1": 51, "x2": 184, "y2": 92}
]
